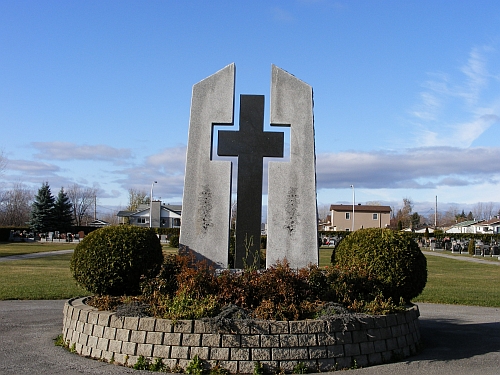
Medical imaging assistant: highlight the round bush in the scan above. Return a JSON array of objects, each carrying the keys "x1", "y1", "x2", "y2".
[
  {"x1": 71, "y1": 226, "x2": 163, "y2": 296},
  {"x1": 334, "y1": 228, "x2": 427, "y2": 302}
]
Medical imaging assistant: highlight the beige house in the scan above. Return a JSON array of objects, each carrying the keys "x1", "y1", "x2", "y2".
[{"x1": 329, "y1": 204, "x2": 391, "y2": 231}]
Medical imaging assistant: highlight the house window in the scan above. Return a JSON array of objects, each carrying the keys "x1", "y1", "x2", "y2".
[
  {"x1": 345, "y1": 212, "x2": 350, "y2": 220},
  {"x1": 373, "y1": 213, "x2": 378, "y2": 220},
  {"x1": 137, "y1": 217, "x2": 147, "y2": 224}
]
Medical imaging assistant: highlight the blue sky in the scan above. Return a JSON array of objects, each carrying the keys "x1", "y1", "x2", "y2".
[{"x1": 1, "y1": 1, "x2": 500, "y2": 217}]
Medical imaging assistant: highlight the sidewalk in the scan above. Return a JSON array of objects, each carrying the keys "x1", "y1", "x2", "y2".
[
  {"x1": 0, "y1": 249, "x2": 74, "y2": 262},
  {"x1": 423, "y1": 249, "x2": 500, "y2": 266},
  {"x1": 0, "y1": 300, "x2": 498, "y2": 374}
]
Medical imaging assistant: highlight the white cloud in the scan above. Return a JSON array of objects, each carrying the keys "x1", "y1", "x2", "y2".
[
  {"x1": 32, "y1": 142, "x2": 132, "y2": 162},
  {"x1": 316, "y1": 146, "x2": 500, "y2": 190},
  {"x1": 411, "y1": 45, "x2": 500, "y2": 148}
]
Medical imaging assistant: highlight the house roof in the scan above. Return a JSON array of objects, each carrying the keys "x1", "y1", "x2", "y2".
[
  {"x1": 330, "y1": 204, "x2": 391, "y2": 213},
  {"x1": 117, "y1": 204, "x2": 182, "y2": 218},
  {"x1": 451, "y1": 220, "x2": 481, "y2": 228},
  {"x1": 473, "y1": 218, "x2": 500, "y2": 226}
]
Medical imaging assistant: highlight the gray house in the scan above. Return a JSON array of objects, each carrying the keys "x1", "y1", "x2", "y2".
[{"x1": 117, "y1": 201, "x2": 181, "y2": 228}]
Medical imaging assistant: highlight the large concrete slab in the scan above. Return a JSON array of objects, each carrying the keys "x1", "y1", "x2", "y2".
[
  {"x1": 266, "y1": 65, "x2": 319, "y2": 268},
  {"x1": 179, "y1": 64, "x2": 235, "y2": 268}
]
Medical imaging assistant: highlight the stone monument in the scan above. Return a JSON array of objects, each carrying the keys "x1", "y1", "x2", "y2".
[{"x1": 180, "y1": 63, "x2": 318, "y2": 269}]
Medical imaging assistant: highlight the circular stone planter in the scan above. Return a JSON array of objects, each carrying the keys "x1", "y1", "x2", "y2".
[{"x1": 62, "y1": 297, "x2": 421, "y2": 373}]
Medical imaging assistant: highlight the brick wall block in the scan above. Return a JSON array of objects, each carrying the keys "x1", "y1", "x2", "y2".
[
  {"x1": 108, "y1": 339, "x2": 122, "y2": 353},
  {"x1": 270, "y1": 321, "x2": 289, "y2": 334},
  {"x1": 280, "y1": 334, "x2": 298, "y2": 347},
  {"x1": 146, "y1": 331, "x2": 163, "y2": 345},
  {"x1": 109, "y1": 315, "x2": 123, "y2": 329},
  {"x1": 353, "y1": 354, "x2": 369, "y2": 367},
  {"x1": 136, "y1": 343, "x2": 153, "y2": 357},
  {"x1": 153, "y1": 344, "x2": 170, "y2": 358},
  {"x1": 103, "y1": 326, "x2": 116, "y2": 340},
  {"x1": 231, "y1": 347, "x2": 250, "y2": 360},
  {"x1": 92, "y1": 324, "x2": 104, "y2": 338},
  {"x1": 241, "y1": 334, "x2": 260, "y2": 347},
  {"x1": 309, "y1": 346, "x2": 327, "y2": 359},
  {"x1": 202, "y1": 333, "x2": 221, "y2": 347},
  {"x1": 164, "y1": 332, "x2": 182, "y2": 346},
  {"x1": 88, "y1": 311, "x2": 99, "y2": 325},
  {"x1": 252, "y1": 348, "x2": 271, "y2": 361},
  {"x1": 182, "y1": 333, "x2": 202, "y2": 346},
  {"x1": 173, "y1": 320, "x2": 193, "y2": 333},
  {"x1": 289, "y1": 348, "x2": 308, "y2": 360},
  {"x1": 261, "y1": 334, "x2": 279, "y2": 347},
  {"x1": 138, "y1": 317, "x2": 156, "y2": 331},
  {"x1": 210, "y1": 347, "x2": 230, "y2": 360},
  {"x1": 298, "y1": 334, "x2": 317, "y2": 346},
  {"x1": 170, "y1": 345, "x2": 190, "y2": 359},
  {"x1": 97, "y1": 313, "x2": 111, "y2": 326},
  {"x1": 272, "y1": 348, "x2": 290, "y2": 360},
  {"x1": 327, "y1": 343, "x2": 345, "y2": 359},
  {"x1": 96, "y1": 337, "x2": 109, "y2": 351},
  {"x1": 123, "y1": 317, "x2": 139, "y2": 330},
  {"x1": 190, "y1": 346, "x2": 210, "y2": 359},
  {"x1": 155, "y1": 319, "x2": 173, "y2": 333},
  {"x1": 344, "y1": 343, "x2": 361, "y2": 356},
  {"x1": 335, "y1": 331, "x2": 352, "y2": 344},
  {"x1": 317, "y1": 332, "x2": 336, "y2": 345},
  {"x1": 317, "y1": 357, "x2": 337, "y2": 372},
  {"x1": 222, "y1": 334, "x2": 240, "y2": 347},
  {"x1": 121, "y1": 341, "x2": 137, "y2": 355},
  {"x1": 250, "y1": 321, "x2": 270, "y2": 334},
  {"x1": 360, "y1": 341, "x2": 375, "y2": 355},
  {"x1": 116, "y1": 328, "x2": 131, "y2": 342},
  {"x1": 130, "y1": 330, "x2": 146, "y2": 344},
  {"x1": 78, "y1": 333, "x2": 89, "y2": 346},
  {"x1": 307, "y1": 320, "x2": 326, "y2": 333},
  {"x1": 289, "y1": 321, "x2": 308, "y2": 334}
]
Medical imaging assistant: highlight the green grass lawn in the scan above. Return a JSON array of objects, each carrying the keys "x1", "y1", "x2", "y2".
[
  {"x1": 413, "y1": 253, "x2": 500, "y2": 307},
  {"x1": 0, "y1": 253, "x2": 88, "y2": 300},
  {"x1": 1, "y1": 244, "x2": 499, "y2": 307},
  {"x1": 0, "y1": 242, "x2": 75, "y2": 257}
]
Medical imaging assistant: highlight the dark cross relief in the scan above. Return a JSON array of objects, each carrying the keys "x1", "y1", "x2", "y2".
[{"x1": 218, "y1": 95, "x2": 284, "y2": 269}]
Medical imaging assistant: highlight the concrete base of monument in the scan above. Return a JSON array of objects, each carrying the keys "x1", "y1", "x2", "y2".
[{"x1": 62, "y1": 297, "x2": 421, "y2": 373}]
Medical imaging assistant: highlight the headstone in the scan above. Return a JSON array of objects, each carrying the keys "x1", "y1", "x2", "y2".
[
  {"x1": 180, "y1": 63, "x2": 318, "y2": 269},
  {"x1": 266, "y1": 65, "x2": 319, "y2": 268},
  {"x1": 179, "y1": 64, "x2": 235, "y2": 268}
]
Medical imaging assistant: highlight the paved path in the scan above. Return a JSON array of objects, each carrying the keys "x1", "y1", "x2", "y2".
[
  {"x1": 0, "y1": 249, "x2": 74, "y2": 262},
  {"x1": 0, "y1": 300, "x2": 498, "y2": 375},
  {"x1": 423, "y1": 250, "x2": 500, "y2": 266}
]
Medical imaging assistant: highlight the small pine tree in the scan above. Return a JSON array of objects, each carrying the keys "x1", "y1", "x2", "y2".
[
  {"x1": 468, "y1": 239, "x2": 475, "y2": 255},
  {"x1": 53, "y1": 187, "x2": 73, "y2": 233},
  {"x1": 29, "y1": 182, "x2": 56, "y2": 234}
]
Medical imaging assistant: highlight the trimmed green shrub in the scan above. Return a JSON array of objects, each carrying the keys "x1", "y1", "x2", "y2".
[
  {"x1": 70, "y1": 225, "x2": 163, "y2": 296},
  {"x1": 333, "y1": 228, "x2": 427, "y2": 302},
  {"x1": 169, "y1": 234, "x2": 179, "y2": 248}
]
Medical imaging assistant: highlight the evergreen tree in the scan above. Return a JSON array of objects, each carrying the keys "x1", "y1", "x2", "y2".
[
  {"x1": 53, "y1": 187, "x2": 73, "y2": 233},
  {"x1": 29, "y1": 182, "x2": 56, "y2": 233}
]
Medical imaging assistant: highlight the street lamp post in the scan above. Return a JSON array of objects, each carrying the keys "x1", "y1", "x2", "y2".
[
  {"x1": 350, "y1": 185, "x2": 355, "y2": 232},
  {"x1": 150, "y1": 181, "x2": 157, "y2": 228}
]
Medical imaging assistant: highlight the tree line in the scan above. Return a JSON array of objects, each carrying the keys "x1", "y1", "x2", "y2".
[{"x1": 0, "y1": 182, "x2": 100, "y2": 230}]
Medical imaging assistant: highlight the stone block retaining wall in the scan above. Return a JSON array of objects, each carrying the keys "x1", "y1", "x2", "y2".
[{"x1": 62, "y1": 297, "x2": 421, "y2": 373}]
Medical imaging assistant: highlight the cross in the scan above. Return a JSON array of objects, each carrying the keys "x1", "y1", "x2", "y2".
[{"x1": 218, "y1": 95, "x2": 284, "y2": 269}]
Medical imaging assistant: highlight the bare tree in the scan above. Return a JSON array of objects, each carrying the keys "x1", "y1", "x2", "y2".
[
  {"x1": 0, "y1": 183, "x2": 33, "y2": 226},
  {"x1": 317, "y1": 204, "x2": 331, "y2": 221},
  {"x1": 471, "y1": 202, "x2": 497, "y2": 221},
  {"x1": 67, "y1": 184, "x2": 98, "y2": 226},
  {"x1": 127, "y1": 188, "x2": 149, "y2": 212}
]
